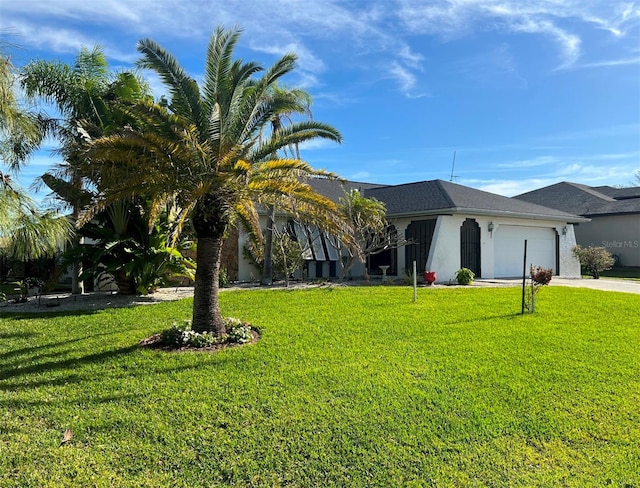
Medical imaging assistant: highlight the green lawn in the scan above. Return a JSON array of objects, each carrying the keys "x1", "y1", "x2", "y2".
[
  {"x1": 594, "y1": 266, "x2": 640, "y2": 282},
  {"x1": 1, "y1": 286, "x2": 639, "y2": 487}
]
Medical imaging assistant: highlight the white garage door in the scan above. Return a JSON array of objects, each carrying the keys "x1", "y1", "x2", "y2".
[{"x1": 495, "y1": 226, "x2": 556, "y2": 277}]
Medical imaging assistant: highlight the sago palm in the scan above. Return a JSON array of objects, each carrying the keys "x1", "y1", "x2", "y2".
[{"x1": 83, "y1": 26, "x2": 344, "y2": 335}]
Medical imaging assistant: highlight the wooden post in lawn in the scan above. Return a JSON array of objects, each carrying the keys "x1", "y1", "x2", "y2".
[
  {"x1": 521, "y1": 240, "x2": 528, "y2": 314},
  {"x1": 413, "y1": 260, "x2": 417, "y2": 303}
]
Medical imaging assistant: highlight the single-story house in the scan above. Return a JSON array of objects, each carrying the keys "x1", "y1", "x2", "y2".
[
  {"x1": 515, "y1": 182, "x2": 640, "y2": 267},
  {"x1": 235, "y1": 179, "x2": 587, "y2": 283}
]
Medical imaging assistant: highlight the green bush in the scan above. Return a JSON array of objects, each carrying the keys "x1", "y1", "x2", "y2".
[
  {"x1": 161, "y1": 317, "x2": 253, "y2": 348},
  {"x1": 161, "y1": 319, "x2": 218, "y2": 348},
  {"x1": 219, "y1": 267, "x2": 230, "y2": 288},
  {"x1": 572, "y1": 245, "x2": 615, "y2": 279},
  {"x1": 455, "y1": 267, "x2": 475, "y2": 285},
  {"x1": 224, "y1": 317, "x2": 254, "y2": 344}
]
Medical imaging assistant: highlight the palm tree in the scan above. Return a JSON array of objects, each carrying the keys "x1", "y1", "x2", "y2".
[
  {"x1": 21, "y1": 46, "x2": 148, "y2": 294},
  {"x1": 0, "y1": 178, "x2": 71, "y2": 261},
  {"x1": 261, "y1": 84, "x2": 314, "y2": 285},
  {"x1": 0, "y1": 49, "x2": 72, "y2": 262},
  {"x1": 83, "y1": 26, "x2": 344, "y2": 335}
]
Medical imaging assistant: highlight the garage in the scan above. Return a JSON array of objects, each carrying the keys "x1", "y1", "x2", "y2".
[{"x1": 494, "y1": 225, "x2": 556, "y2": 277}]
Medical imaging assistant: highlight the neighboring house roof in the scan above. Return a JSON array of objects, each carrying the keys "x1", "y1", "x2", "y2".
[
  {"x1": 307, "y1": 178, "x2": 386, "y2": 203},
  {"x1": 592, "y1": 185, "x2": 640, "y2": 200},
  {"x1": 515, "y1": 182, "x2": 640, "y2": 217},
  {"x1": 364, "y1": 179, "x2": 585, "y2": 222}
]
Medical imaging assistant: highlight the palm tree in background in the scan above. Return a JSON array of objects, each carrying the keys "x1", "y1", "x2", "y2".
[
  {"x1": 21, "y1": 46, "x2": 149, "y2": 293},
  {"x1": 82, "y1": 26, "x2": 344, "y2": 335},
  {"x1": 0, "y1": 48, "x2": 72, "y2": 262},
  {"x1": 261, "y1": 84, "x2": 314, "y2": 285}
]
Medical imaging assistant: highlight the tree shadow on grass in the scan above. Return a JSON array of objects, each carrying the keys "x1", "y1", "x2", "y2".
[
  {"x1": 441, "y1": 312, "x2": 524, "y2": 326},
  {"x1": 0, "y1": 392, "x2": 141, "y2": 410},
  {"x1": 0, "y1": 374, "x2": 86, "y2": 392},
  {"x1": 0, "y1": 331, "x2": 118, "y2": 362},
  {"x1": 0, "y1": 344, "x2": 139, "y2": 381},
  {"x1": 0, "y1": 309, "x2": 104, "y2": 321},
  {"x1": 0, "y1": 331, "x2": 38, "y2": 340}
]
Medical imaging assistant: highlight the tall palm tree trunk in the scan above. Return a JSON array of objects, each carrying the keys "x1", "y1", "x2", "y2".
[
  {"x1": 71, "y1": 202, "x2": 84, "y2": 295},
  {"x1": 192, "y1": 235, "x2": 226, "y2": 335},
  {"x1": 261, "y1": 205, "x2": 275, "y2": 286}
]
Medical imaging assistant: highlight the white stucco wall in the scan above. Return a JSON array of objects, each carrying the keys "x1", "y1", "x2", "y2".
[
  {"x1": 426, "y1": 215, "x2": 463, "y2": 283},
  {"x1": 237, "y1": 226, "x2": 261, "y2": 282},
  {"x1": 236, "y1": 213, "x2": 584, "y2": 282},
  {"x1": 422, "y1": 215, "x2": 582, "y2": 282},
  {"x1": 574, "y1": 215, "x2": 640, "y2": 267},
  {"x1": 558, "y1": 224, "x2": 581, "y2": 277}
]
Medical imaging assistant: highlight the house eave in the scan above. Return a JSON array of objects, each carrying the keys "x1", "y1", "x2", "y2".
[{"x1": 387, "y1": 207, "x2": 589, "y2": 223}]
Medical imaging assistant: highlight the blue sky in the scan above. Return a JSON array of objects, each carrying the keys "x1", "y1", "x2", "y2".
[{"x1": 3, "y1": 0, "x2": 640, "y2": 199}]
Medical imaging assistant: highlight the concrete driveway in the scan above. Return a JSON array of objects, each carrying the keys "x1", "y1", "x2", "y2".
[{"x1": 549, "y1": 277, "x2": 640, "y2": 295}]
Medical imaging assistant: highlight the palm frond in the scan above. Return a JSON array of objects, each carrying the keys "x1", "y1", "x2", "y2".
[
  {"x1": 202, "y1": 27, "x2": 244, "y2": 112},
  {"x1": 233, "y1": 199, "x2": 262, "y2": 247},
  {"x1": 3, "y1": 210, "x2": 73, "y2": 261},
  {"x1": 20, "y1": 59, "x2": 77, "y2": 113},
  {"x1": 137, "y1": 38, "x2": 203, "y2": 129},
  {"x1": 39, "y1": 172, "x2": 94, "y2": 210},
  {"x1": 250, "y1": 120, "x2": 342, "y2": 161}
]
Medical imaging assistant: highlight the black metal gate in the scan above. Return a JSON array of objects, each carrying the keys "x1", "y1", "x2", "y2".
[
  {"x1": 460, "y1": 218, "x2": 481, "y2": 277},
  {"x1": 405, "y1": 219, "x2": 437, "y2": 274}
]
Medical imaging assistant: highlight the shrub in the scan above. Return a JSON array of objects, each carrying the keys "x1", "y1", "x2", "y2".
[
  {"x1": 219, "y1": 267, "x2": 230, "y2": 288},
  {"x1": 224, "y1": 317, "x2": 254, "y2": 344},
  {"x1": 524, "y1": 265, "x2": 553, "y2": 313},
  {"x1": 530, "y1": 265, "x2": 553, "y2": 285},
  {"x1": 161, "y1": 320, "x2": 218, "y2": 348},
  {"x1": 161, "y1": 318, "x2": 253, "y2": 348},
  {"x1": 572, "y1": 245, "x2": 615, "y2": 279},
  {"x1": 455, "y1": 268, "x2": 474, "y2": 285}
]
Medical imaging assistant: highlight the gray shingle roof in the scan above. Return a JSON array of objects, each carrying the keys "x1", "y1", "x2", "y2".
[
  {"x1": 364, "y1": 180, "x2": 583, "y2": 221},
  {"x1": 515, "y1": 182, "x2": 640, "y2": 216},
  {"x1": 307, "y1": 178, "x2": 386, "y2": 203},
  {"x1": 593, "y1": 185, "x2": 640, "y2": 200}
]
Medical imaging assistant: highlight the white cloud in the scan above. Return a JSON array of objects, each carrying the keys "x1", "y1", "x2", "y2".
[
  {"x1": 249, "y1": 41, "x2": 326, "y2": 74},
  {"x1": 397, "y1": 45, "x2": 424, "y2": 68},
  {"x1": 572, "y1": 56, "x2": 640, "y2": 69},
  {"x1": 452, "y1": 43, "x2": 528, "y2": 87},
  {"x1": 496, "y1": 156, "x2": 560, "y2": 168},
  {"x1": 9, "y1": 21, "x2": 96, "y2": 55},
  {"x1": 472, "y1": 159, "x2": 640, "y2": 196},
  {"x1": 388, "y1": 62, "x2": 417, "y2": 93},
  {"x1": 511, "y1": 18, "x2": 581, "y2": 69},
  {"x1": 298, "y1": 139, "x2": 341, "y2": 151},
  {"x1": 475, "y1": 178, "x2": 554, "y2": 196},
  {"x1": 351, "y1": 171, "x2": 372, "y2": 180},
  {"x1": 394, "y1": 0, "x2": 638, "y2": 69}
]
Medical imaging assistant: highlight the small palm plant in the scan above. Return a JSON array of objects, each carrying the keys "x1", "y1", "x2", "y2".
[{"x1": 455, "y1": 267, "x2": 475, "y2": 285}]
